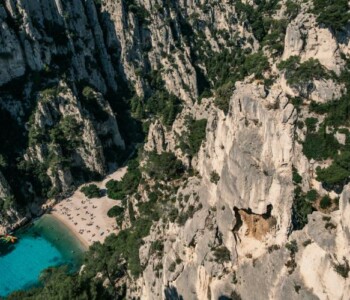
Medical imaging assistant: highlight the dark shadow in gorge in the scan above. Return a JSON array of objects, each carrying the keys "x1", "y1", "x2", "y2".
[{"x1": 164, "y1": 286, "x2": 184, "y2": 300}]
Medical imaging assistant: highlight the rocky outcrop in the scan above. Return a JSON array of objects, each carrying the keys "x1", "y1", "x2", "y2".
[
  {"x1": 0, "y1": 171, "x2": 11, "y2": 199},
  {"x1": 26, "y1": 82, "x2": 124, "y2": 192},
  {"x1": 283, "y1": 13, "x2": 345, "y2": 75},
  {"x1": 0, "y1": 171, "x2": 26, "y2": 235},
  {"x1": 131, "y1": 80, "x2": 298, "y2": 299},
  {"x1": 0, "y1": 0, "x2": 117, "y2": 92},
  {"x1": 199, "y1": 81, "x2": 296, "y2": 243}
]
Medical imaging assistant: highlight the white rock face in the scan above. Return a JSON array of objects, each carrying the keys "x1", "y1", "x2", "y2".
[
  {"x1": 198, "y1": 81, "x2": 295, "y2": 243},
  {"x1": 26, "y1": 82, "x2": 124, "y2": 191},
  {"x1": 0, "y1": 7, "x2": 26, "y2": 86},
  {"x1": 144, "y1": 120, "x2": 166, "y2": 153},
  {"x1": 0, "y1": 0, "x2": 117, "y2": 92},
  {"x1": 340, "y1": 185, "x2": 350, "y2": 241},
  {"x1": 283, "y1": 14, "x2": 344, "y2": 75},
  {"x1": 134, "y1": 81, "x2": 299, "y2": 299},
  {"x1": 135, "y1": 80, "x2": 350, "y2": 299}
]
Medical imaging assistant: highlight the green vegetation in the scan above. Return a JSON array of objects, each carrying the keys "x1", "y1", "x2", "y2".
[
  {"x1": 210, "y1": 171, "x2": 220, "y2": 184},
  {"x1": 144, "y1": 152, "x2": 184, "y2": 181},
  {"x1": 95, "y1": 217, "x2": 152, "y2": 278},
  {"x1": 146, "y1": 91, "x2": 181, "y2": 126},
  {"x1": 285, "y1": 240, "x2": 298, "y2": 274},
  {"x1": 243, "y1": 52, "x2": 270, "y2": 78},
  {"x1": 194, "y1": 1, "x2": 284, "y2": 108},
  {"x1": 179, "y1": 117, "x2": 207, "y2": 158},
  {"x1": 301, "y1": 59, "x2": 350, "y2": 190},
  {"x1": 305, "y1": 189, "x2": 318, "y2": 202},
  {"x1": 267, "y1": 244, "x2": 280, "y2": 253},
  {"x1": 7, "y1": 266, "x2": 117, "y2": 300},
  {"x1": 81, "y1": 86, "x2": 109, "y2": 122},
  {"x1": 333, "y1": 257, "x2": 350, "y2": 278},
  {"x1": 305, "y1": 117, "x2": 318, "y2": 133},
  {"x1": 303, "y1": 129, "x2": 340, "y2": 161},
  {"x1": 22, "y1": 103, "x2": 88, "y2": 199},
  {"x1": 292, "y1": 167, "x2": 302, "y2": 184},
  {"x1": 285, "y1": 0, "x2": 300, "y2": 19},
  {"x1": 80, "y1": 184, "x2": 102, "y2": 199},
  {"x1": 168, "y1": 262, "x2": 176, "y2": 272},
  {"x1": 150, "y1": 240, "x2": 164, "y2": 255},
  {"x1": 313, "y1": 0, "x2": 350, "y2": 31},
  {"x1": 0, "y1": 196, "x2": 15, "y2": 216},
  {"x1": 124, "y1": 0, "x2": 150, "y2": 25},
  {"x1": 292, "y1": 186, "x2": 315, "y2": 230},
  {"x1": 262, "y1": 19, "x2": 288, "y2": 56},
  {"x1": 214, "y1": 81, "x2": 235, "y2": 113},
  {"x1": 319, "y1": 195, "x2": 332, "y2": 209},
  {"x1": 130, "y1": 71, "x2": 182, "y2": 126},
  {"x1": 303, "y1": 239, "x2": 312, "y2": 247},
  {"x1": 309, "y1": 96, "x2": 350, "y2": 128},
  {"x1": 131, "y1": 90, "x2": 182, "y2": 127},
  {"x1": 213, "y1": 51, "x2": 270, "y2": 113},
  {"x1": 107, "y1": 205, "x2": 124, "y2": 218},
  {"x1": 235, "y1": 0, "x2": 281, "y2": 42},
  {"x1": 106, "y1": 159, "x2": 141, "y2": 201},
  {"x1": 278, "y1": 56, "x2": 332, "y2": 88},
  {"x1": 285, "y1": 240, "x2": 298, "y2": 254},
  {"x1": 176, "y1": 203, "x2": 202, "y2": 225},
  {"x1": 213, "y1": 246, "x2": 231, "y2": 263},
  {"x1": 17, "y1": 159, "x2": 53, "y2": 200},
  {"x1": 316, "y1": 159, "x2": 350, "y2": 187}
]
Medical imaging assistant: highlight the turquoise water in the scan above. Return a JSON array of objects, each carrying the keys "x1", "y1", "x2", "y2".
[{"x1": 0, "y1": 215, "x2": 86, "y2": 297}]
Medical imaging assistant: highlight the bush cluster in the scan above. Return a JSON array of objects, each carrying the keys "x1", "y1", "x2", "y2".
[
  {"x1": 213, "y1": 246, "x2": 231, "y2": 263},
  {"x1": 210, "y1": 171, "x2": 220, "y2": 184},
  {"x1": 278, "y1": 56, "x2": 331, "y2": 88},
  {"x1": 106, "y1": 159, "x2": 141, "y2": 201},
  {"x1": 313, "y1": 0, "x2": 350, "y2": 31},
  {"x1": 80, "y1": 184, "x2": 102, "y2": 199},
  {"x1": 144, "y1": 152, "x2": 184, "y2": 181},
  {"x1": 179, "y1": 117, "x2": 207, "y2": 158}
]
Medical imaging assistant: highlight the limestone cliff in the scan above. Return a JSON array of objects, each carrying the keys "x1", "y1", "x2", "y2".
[{"x1": 1, "y1": 0, "x2": 350, "y2": 299}]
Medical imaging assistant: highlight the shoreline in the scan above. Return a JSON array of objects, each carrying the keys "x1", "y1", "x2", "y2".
[
  {"x1": 48, "y1": 167, "x2": 126, "y2": 247},
  {"x1": 3, "y1": 167, "x2": 127, "y2": 251},
  {"x1": 49, "y1": 212, "x2": 89, "y2": 250}
]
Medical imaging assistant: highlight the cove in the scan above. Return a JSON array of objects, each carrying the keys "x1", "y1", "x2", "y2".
[{"x1": 0, "y1": 214, "x2": 86, "y2": 297}]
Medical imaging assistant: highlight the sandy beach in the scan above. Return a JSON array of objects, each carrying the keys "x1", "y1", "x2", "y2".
[{"x1": 50, "y1": 167, "x2": 127, "y2": 247}]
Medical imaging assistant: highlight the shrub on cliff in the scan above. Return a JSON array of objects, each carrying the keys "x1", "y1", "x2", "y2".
[
  {"x1": 334, "y1": 257, "x2": 350, "y2": 278},
  {"x1": 106, "y1": 159, "x2": 141, "y2": 200},
  {"x1": 144, "y1": 152, "x2": 184, "y2": 181},
  {"x1": 213, "y1": 246, "x2": 231, "y2": 263},
  {"x1": 210, "y1": 171, "x2": 220, "y2": 184},
  {"x1": 313, "y1": 0, "x2": 350, "y2": 31},
  {"x1": 292, "y1": 187, "x2": 315, "y2": 230},
  {"x1": 316, "y1": 151, "x2": 350, "y2": 188},
  {"x1": 319, "y1": 195, "x2": 332, "y2": 209},
  {"x1": 179, "y1": 117, "x2": 207, "y2": 157},
  {"x1": 278, "y1": 56, "x2": 331, "y2": 88},
  {"x1": 303, "y1": 127, "x2": 340, "y2": 161}
]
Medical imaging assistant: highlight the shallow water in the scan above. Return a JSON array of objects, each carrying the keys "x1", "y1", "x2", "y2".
[{"x1": 0, "y1": 214, "x2": 86, "y2": 297}]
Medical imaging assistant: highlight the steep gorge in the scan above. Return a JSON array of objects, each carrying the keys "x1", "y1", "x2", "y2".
[{"x1": 1, "y1": 0, "x2": 350, "y2": 299}]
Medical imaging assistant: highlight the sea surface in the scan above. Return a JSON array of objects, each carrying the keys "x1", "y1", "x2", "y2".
[{"x1": 0, "y1": 214, "x2": 86, "y2": 297}]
